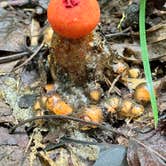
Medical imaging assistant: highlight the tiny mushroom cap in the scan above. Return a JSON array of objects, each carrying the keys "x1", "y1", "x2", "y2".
[
  {"x1": 134, "y1": 83, "x2": 157, "y2": 104},
  {"x1": 47, "y1": 0, "x2": 100, "y2": 39}
]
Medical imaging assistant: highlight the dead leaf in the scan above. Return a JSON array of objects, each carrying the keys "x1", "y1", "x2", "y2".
[
  {"x1": 159, "y1": 92, "x2": 166, "y2": 112},
  {"x1": 127, "y1": 126, "x2": 166, "y2": 166},
  {"x1": 126, "y1": 78, "x2": 146, "y2": 90},
  {"x1": 38, "y1": 0, "x2": 49, "y2": 10},
  {"x1": 147, "y1": 23, "x2": 166, "y2": 44},
  {"x1": 0, "y1": 8, "x2": 30, "y2": 52},
  {"x1": 0, "y1": 127, "x2": 28, "y2": 147},
  {"x1": 0, "y1": 146, "x2": 29, "y2": 165},
  {"x1": 112, "y1": 41, "x2": 166, "y2": 63},
  {"x1": 0, "y1": 60, "x2": 19, "y2": 75}
]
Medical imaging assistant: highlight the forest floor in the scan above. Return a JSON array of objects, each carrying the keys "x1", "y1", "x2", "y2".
[{"x1": 0, "y1": 0, "x2": 165, "y2": 165}]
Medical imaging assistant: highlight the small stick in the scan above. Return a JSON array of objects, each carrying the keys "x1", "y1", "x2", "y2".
[
  {"x1": 0, "y1": 0, "x2": 36, "y2": 7},
  {"x1": 104, "y1": 75, "x2": 121, "y2": 95},
  {"x1": 60, "y1": 136, "x2": 110, "y2": 146},
  {"x1": 106, "y1": 27, "x2": 131, "y2": 38},
  {"x1": 19, "y1": 132, "x2": 34, "y2": 166},
  {"x1": 0, "y1": 52, "x2": 29, "y2": 64},
  {"x1": 108, "y1": 75, "x2": 121, "y2": 94},
  {"x1": 13, "y1": 42, "x2": 44, "y2": 71},
  {"x1": 9, "y1": 115, "x2": 128, "y2": 138}
]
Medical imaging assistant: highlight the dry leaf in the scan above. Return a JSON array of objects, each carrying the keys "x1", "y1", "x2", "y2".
[{"x1": 127, "y1": 126, "x2": 166, "y2": 166}]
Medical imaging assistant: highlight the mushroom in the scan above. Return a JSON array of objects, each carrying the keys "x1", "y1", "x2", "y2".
[
  {"x1": 47, "y1": 0, "x2": 100, "y2": 39},
  {"x1": 79, "y1": 105, "x2": 103, "y2": 130},
  {"x1": 47, "y1": 0, "x2": 112, "y2": 85},
  {"x1": 134, "y1": 83, "x2": 157, "y2": 104}
]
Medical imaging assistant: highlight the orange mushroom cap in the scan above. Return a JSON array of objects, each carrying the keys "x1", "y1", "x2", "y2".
[{"x1": 47, "y1": 0, "x2": 100, "y2": 39}]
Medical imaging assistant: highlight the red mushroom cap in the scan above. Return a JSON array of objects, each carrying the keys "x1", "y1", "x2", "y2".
[{"x1": 47, "y1": 0, "x2": 100, "y2": 39}]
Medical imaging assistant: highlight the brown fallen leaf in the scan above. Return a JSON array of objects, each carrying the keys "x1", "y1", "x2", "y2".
[
  {"x1": 159, "y1": 92, "x2": 166, "y2": 112},
  {"x1": 0, "y1": 127, "x2": 28, "y2": 147},
  {"x1": 147, "y1": 23, "x2": 166, "y2": 44},
  {"x1": 0, "y1": 60, "x2": 19, "y2": 75},
  {"x1": 0, "y1": 8, "x2": 30, "y2": 52},
  {"x1": 112, "y1": 41, "x2": 166, "y2": 63},
  {"x1": 0, "y1": 146, "x2": 30, "y2": 165},
  {"x1": 127, "y1": 120, "x2": 166, "y2": 166}
]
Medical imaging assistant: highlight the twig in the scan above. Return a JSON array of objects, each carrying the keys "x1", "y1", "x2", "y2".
[
  {"x1": 104, "y1": 75, "x2": 121, "y2": 95},
  {"x1": 19, "y1": 132, "x2": 34, "y2": 166},
  {"x1": 60, "y1": 136, "x2": 110, "y2": 146},
  {"x1": 13, "y1": 42, "x2": 44, "y2": 71},
  {"x1": 108, "y1": 75, "x2": 121, "y2": 94},
  {"x1": 106, "y1": 23, "x2": 166, "y2": 39},
  {"x1": 0, "y1": 52, "x2": 29, "y2": 64},
  {"x1": 44, "y1": 136, "x2": 111, "y2": 151},
  {"x1": 130, "y1": 23, "x2": 166, "y2": 37},
  {"x1": 10, "y1": 115, "x2": 166, "y2": 162},
  {"x1": 105, "y1": 27, "x2": 131, "y2": 38},
  {"x1": 0, "y1": 0, "x2": 36, "y2": 7},
  {"x1": 9, "y1": 115, "x2": 128, "y2": 138}
]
